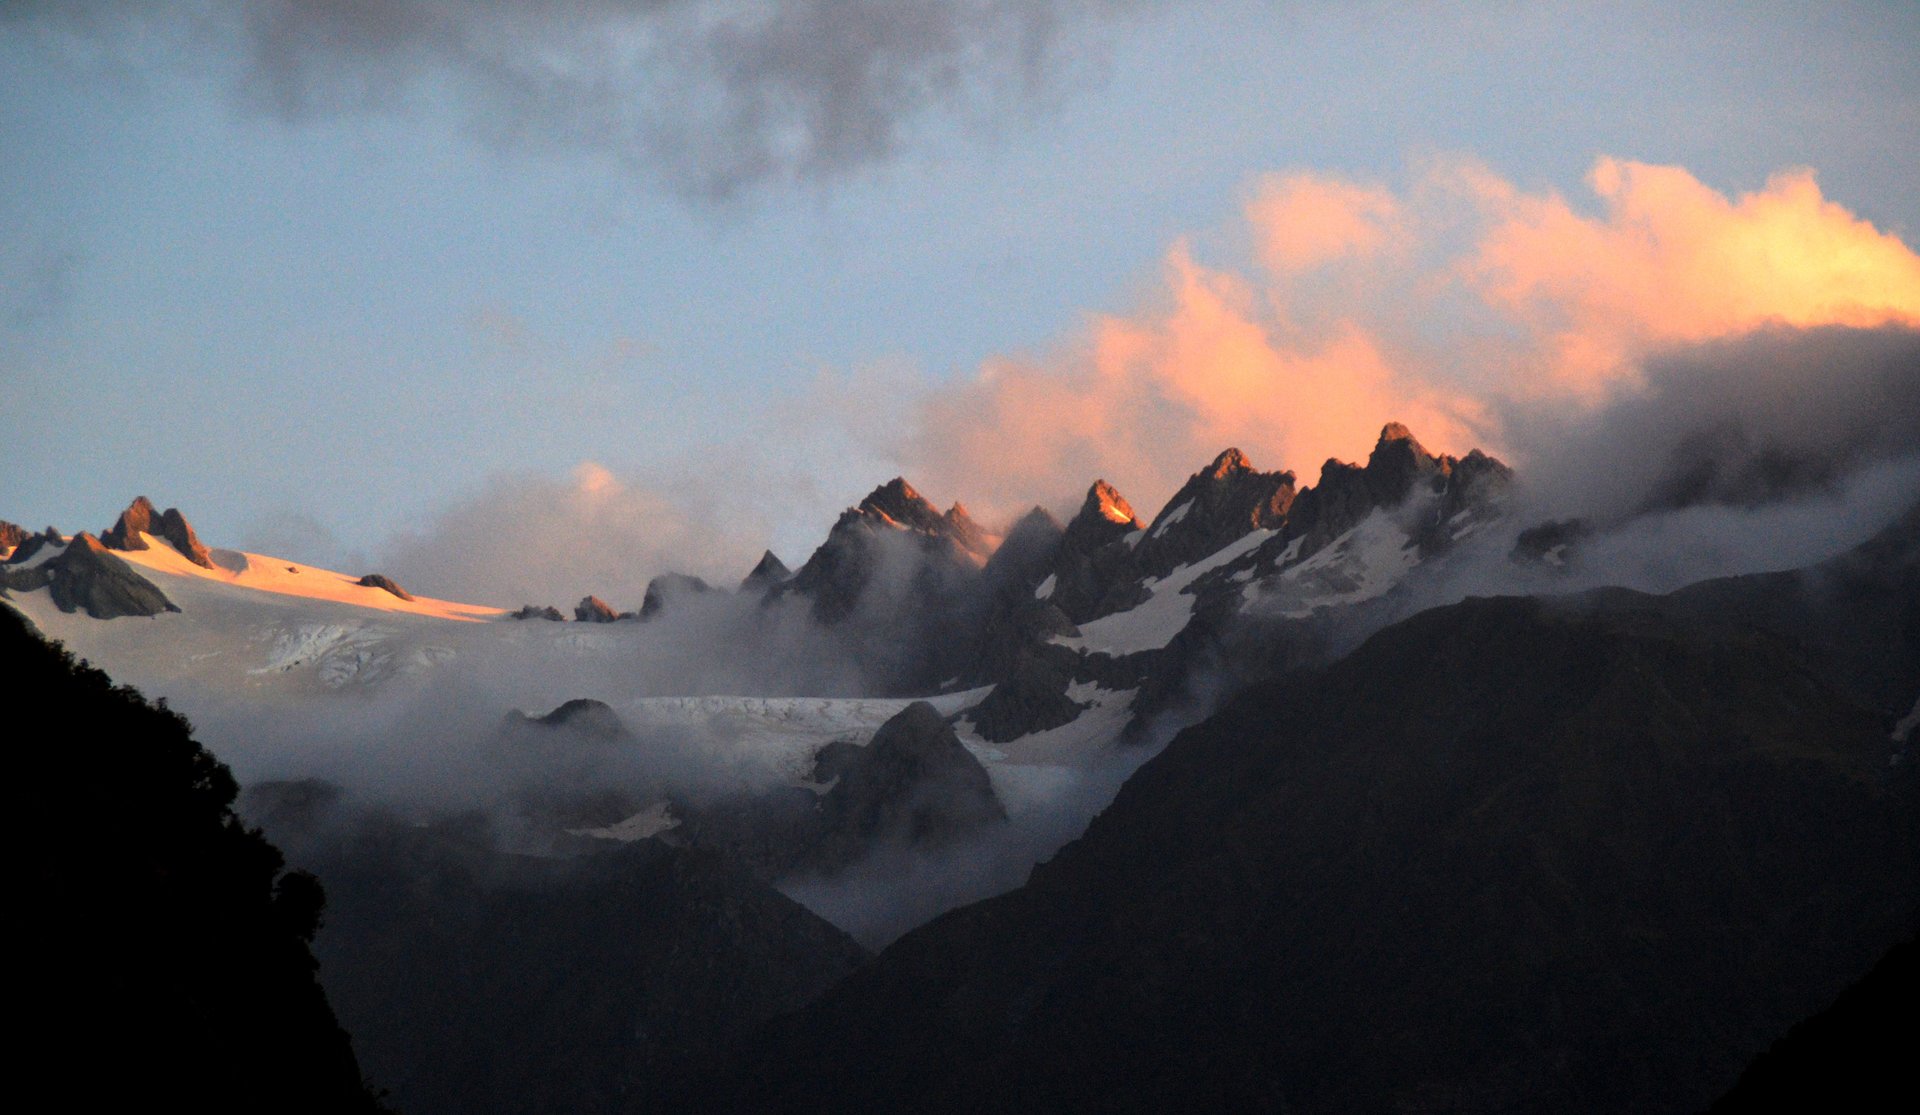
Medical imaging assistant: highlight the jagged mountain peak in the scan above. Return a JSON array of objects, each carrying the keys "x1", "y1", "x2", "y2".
[
  {"x1": 858, "y1": 478, "x2": 942, "y2": 529},
  {"x1": 742, "y1": 549, "x2": 792, "y2": 591},
  {"x1": 101, "y1": 495, "x2": 215, "y2": 570},
  {"x1": 941, "y1": 502, "x2": 993, "y2": 557},
  {"x1": 1204, "y1": 447, "x2": 1256, "y2": 478},
  {"x1": 1375, "y1": 420, "x2": 1421, "y2": 448},
  {"x1": 1082, "y1": 480, "x2": 1138, "y2": 528},
  {"x1": 1006, "y1": 505, "x2": 1065, "y2": 538}
]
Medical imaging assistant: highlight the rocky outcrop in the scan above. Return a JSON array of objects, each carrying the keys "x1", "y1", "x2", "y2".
[
  {"x1": 800, "y1": 701, "x2": 1006, "y2": 872},
  {"x1": 0, "y1": 519, "x2": 26, "y2": 555},
  {"x1": 505, "y1": 697, "x2": 626, "y2": 740},
  {"x1": 101, "y1": 496, "x2": 216, "y2": 569},
  {"x1": 641, "y1": 573, "x2": 714, "y2": 620},
  {"x1": 1047, "y1": 481, "x2": 1143, "y2": 624},
  {"x1": 964, "y1": 648, "x2": 1086, "y2": 742},
  {"x1": 982, "y1": 507, "x2": 1064, "y2": 593},
  {"x1": 575, "y1": 595, "x2": 628, "y2": 622},
  {"x1": 1511, "y1": 518, "x2": 1591, "y2": 567},
  {"x1": 1130, "y1": 448, "x2": 1297, "y2": 578},
  {"x1": 3, "y1": 527, "x2": 63, "y2": 566},
  {"x1": 1284, "y1": 424, "x2": 1512, "y2": 559},
  {"x1": 508, "y1": 604, "x2": 566, "y2": 621},
  {"x1": 740, "y1": 550, "x2": 792, "y2": 592},
  {"x1": 354, "y1": 573, "x2": 414, "y2": 601},
  {"x1": 2, "y1": 533, "x2": 179, "y2": 618},
  {"x1": 784, "y1": 478, "x2": 994, "y2": 623},
  {"x1": 676, "y1": 703, "x2": 1008, "y2": 882}
]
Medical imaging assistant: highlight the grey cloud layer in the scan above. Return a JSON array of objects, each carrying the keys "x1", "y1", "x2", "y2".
[{"x1": 10, "y1": 0, "x2": 1148, "y2": 199}]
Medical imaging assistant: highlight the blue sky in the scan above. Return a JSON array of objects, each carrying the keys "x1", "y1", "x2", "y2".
[{"x1": 3, "y1": 2, "x2": 1917, "y2": 596}]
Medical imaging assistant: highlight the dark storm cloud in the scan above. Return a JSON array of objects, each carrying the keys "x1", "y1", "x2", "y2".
[{"x1": 9, "y1": 0, "x2": 1150, "y2": 199}]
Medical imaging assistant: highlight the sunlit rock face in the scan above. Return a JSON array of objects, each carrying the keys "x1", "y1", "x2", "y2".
[
  {"x1": 101, "y1": 496, "x2": 217, "y2": 570},
  {"x1": 574, "y1": 594, "x2": 628, "y2": 622},
  {"x1": 2, "y1": 532, "x2": 178, "y2": 619}
]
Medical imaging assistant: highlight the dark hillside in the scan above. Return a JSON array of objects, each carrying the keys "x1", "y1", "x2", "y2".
[{"x1": 4, "y1": 604, "x2": 383, "y2": 1112}]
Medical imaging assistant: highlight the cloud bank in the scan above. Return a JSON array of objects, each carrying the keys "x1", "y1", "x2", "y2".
[
  {"x1": 891, "y1": 156, "x2": 1920, "y2": 523},
  {"x1": 8, "y1": 0, "x2": 1148, "y2": 199},
  {"x1": 378, "y1": 461, "x2": 763, "y2": 608}
]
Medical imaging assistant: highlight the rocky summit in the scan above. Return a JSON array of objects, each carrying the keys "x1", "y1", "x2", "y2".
[
  {"x1": 355, "y1": 573, "x2": 415, "y2": 601},
  {"x1": 2, "y1": 532, "x2": 178, "y2": 619},
  {"x1": 101, "y1": 496, "x2": 217, "y2": 570},
  {"x1": 575, "y1": 595, "x2": 627, "y2": 622}
]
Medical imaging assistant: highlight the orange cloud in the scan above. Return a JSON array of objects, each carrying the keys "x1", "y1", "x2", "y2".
[
  {"x1": 1248, "y1": 173, "x2": 1403, "y2": 273},
  {"x1": 896, "y1": 156, "x2": 1920, "y2": 523},
  {"x1": 1468, "y1": 157, "x2": 1920, "y2": 390}
]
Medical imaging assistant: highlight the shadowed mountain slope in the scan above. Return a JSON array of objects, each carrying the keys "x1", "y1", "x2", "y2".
[{"x1": 674, "y1": 511, "x2": 1920, "y2": 1114}]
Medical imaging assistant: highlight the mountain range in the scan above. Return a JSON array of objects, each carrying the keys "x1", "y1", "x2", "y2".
[{"x1": 4, "y1": 419, "x2": 1914, "y2": 1112}]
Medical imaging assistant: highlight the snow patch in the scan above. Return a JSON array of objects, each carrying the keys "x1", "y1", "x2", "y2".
[
  {"x1": 6, "y1": 539, "x2": 67, "y2": 570},
  {"x1": 1249, "y1": 511, "x2": 1417, "y2": 619},
  {"x1": 1149, "y1": 499, "x2": 1193, "y2": 538},
  {"x1": 1893, "y1": 694, "x2": 1920, "y2": 743},
  {"x1": 1034, "y1": 573, "x2": 1057, "y2": 600},
  {"x1": 1054, "y1": 530, "x2": 1274, "y2": 655},
  {"x1": 568, "y1": 800, "x2": 679, "y2": 843},
  {"x1": 115, "y1": 534, "x2": 503, "y2": 621}
]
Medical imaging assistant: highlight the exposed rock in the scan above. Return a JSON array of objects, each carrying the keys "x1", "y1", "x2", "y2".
[
  {"x1": 966, "y1": 648, "x2": 1087, "y2": 743},
  {"x1": 1048, "y1": 481, "x2": 1144, "y2": 624},
  {"x1": 678, "y1": 702, "x2": 1008, "y2": 882},
  {"x1": 778, "y1": 478, "x2": 999, "y2": 690},
  {"x1": 1063, "y1": 480, "x2": 1139, "y2": 549},
  {"x1": 1130, "y1": 448, "x2": 1297, "y2": 579},
  {"x1": 967, "y1": 599, "x2": 1080, "y2": 688},
  {"x1": 3, "y1": 527, "x2": 63, "y2": 566},
  {"x1": 800, "y1": 701, "x2": 1006, "y2": 873},
  {"x1": 1511, "y1": 518, "x2": 1592, "y2": 567},
  {"x1": 939, "y1": 502, "x2": 994, "y2": 560},
  {"x1": 641, "y1": 573, "x2": 714, "y2": 620},
  {"x1": 575, "y1": 595, "x2": 628, "y2": 623},
  {"x1": 1283, "y1": 424, "x2": 1512, "y2": 561},
  {"x1": 508, "y1": 604, "x2": 566, "y2": 621},
  {"x1": 809, "y1": 740, "x2": 867, "y2": 785},
  {"x1": 982, "y1": 507, "x2": 1064, "y2": 593},
  {"x1": 0, "y1": 519, "x2": 26, "y2": 554},
  {"x1": 740, "y1": 550, "x2": 792, "y2": 592},
  {"x1": 505, "y1": 697, "x2": 626, "y2": 740},
  {"x1": 787, "y1": 478, "x2": 994, "y2": 622},
  {"x1": 2, "y1": 532, "x2": 179, "y2": 619},
  {"x1": 101, "y1": 496, "x2": 216, "y2": 569},
  {"x1": 354, "y1": 573, "x2": 415, "y2": 601}
]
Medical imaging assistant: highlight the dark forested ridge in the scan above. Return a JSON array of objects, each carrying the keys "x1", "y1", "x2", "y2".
[{"x1": 4, "y1": 604, "x2": 384, "y2": 1112}]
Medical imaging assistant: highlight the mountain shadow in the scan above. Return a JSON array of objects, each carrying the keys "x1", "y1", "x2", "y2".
[{"x1": 669, "y1": 509, "x2": 1920, "y2": 1113}]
